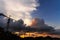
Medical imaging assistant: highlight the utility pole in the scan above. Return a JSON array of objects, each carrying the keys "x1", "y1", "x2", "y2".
[
  {"x1": 0, "y1": 13, "x2": 11, "y2": 31},
  {"x1": 6, "y1": 15, "x2": 11, "y2": 31}
]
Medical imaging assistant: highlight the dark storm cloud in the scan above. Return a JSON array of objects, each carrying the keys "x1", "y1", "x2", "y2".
[
  {"x1": 50, "y1": 29, "x2": 60, "y2": 35},
  {"x1": 0, "y1": 16, "x2": 7, "y2": 28},
  {"x1": 30, "y1": 18, "x2": 54, "y2": 31},
  {"x1": 30, "y1": 18, "x2": 60, "y2": 35},
  {"x1": 0, "y1": 14, "x2": 60, "y2": 35}
]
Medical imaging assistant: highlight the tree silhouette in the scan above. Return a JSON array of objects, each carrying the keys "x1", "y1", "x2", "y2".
[
  {"x1": 13, "y1": 19, "x2": 25, "y2": 31},
  {"x1": 18, "y1": 19, "x2": 24, "y2": 25}
]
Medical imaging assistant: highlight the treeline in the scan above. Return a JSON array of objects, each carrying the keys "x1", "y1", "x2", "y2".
[{"x1": 22, "y1": 36, "x2": 60, "y2": 40}]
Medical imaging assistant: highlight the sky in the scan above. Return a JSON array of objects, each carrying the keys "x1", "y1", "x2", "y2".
[
  {"x1": 0, "y1": 0, "x2": 60, "y2": 29},
  {"x1": 32, "y1": 0, "x2": 60, "y2": 29},
  {"x1": 0, "y1": 0, "x2": 38, "y2": 26}
]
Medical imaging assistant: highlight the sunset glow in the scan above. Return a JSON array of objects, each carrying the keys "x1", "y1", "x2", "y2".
[
  {"x1": 24, "y1": 19, "x2": 32, "y2": 26},
  {"x1": 14, "y1": 32, "x2": 60, "y2": 38}
]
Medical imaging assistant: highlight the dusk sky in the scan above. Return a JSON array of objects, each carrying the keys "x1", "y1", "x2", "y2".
[
  {"x1": 0, "y1": 0, "x2": 60, "y2": 38},
  {"x1": 32, "y1": 0, "x2": 60, "y2": 29},
  {"x1": 0, "y1": 0, "x2": 60, "y2": 29}
]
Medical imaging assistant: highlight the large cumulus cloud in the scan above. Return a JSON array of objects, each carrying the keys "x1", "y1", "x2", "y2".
[{"x1": 2, "y1": 0, "x2": 39, "y2": 25}]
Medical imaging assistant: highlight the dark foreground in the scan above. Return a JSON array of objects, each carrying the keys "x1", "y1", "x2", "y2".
[
  {"x1": 0, "y1": 31, "x2": 60, "y2": 40},
  {"x1": 23, "y1": 37, "x2": 60, "y2": 40},
  {"x1": 0, "y1": 27, "x2": 60, "y2": 40}
]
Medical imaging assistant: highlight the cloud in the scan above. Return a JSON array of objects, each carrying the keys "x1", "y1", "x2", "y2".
[
  {"x1": 30, "y1": 18, "x2": 55, "y2": 32},
  {"x1": 0, "y1": 0, "x2": 5, "y2": 13},
  {"x1": 50, "y1": 29, "x2": 60, "y2": 35},
  {"x1": 0, "y1": 16, "x2": 7, "y2": 27},
  {"x1": 1, "y1": 0, "x2": 60, "y2": 36},
  {"x1": 2, "y1": 0, "x2": 39, "y2": 25},
  {"x1": 30, "y1": 18, "x2": 60, "y2": 36}
]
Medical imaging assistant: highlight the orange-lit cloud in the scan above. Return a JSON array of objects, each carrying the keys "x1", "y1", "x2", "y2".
[{"x1": 30, "y1": 18, "x2": 45, "y2": 28}]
